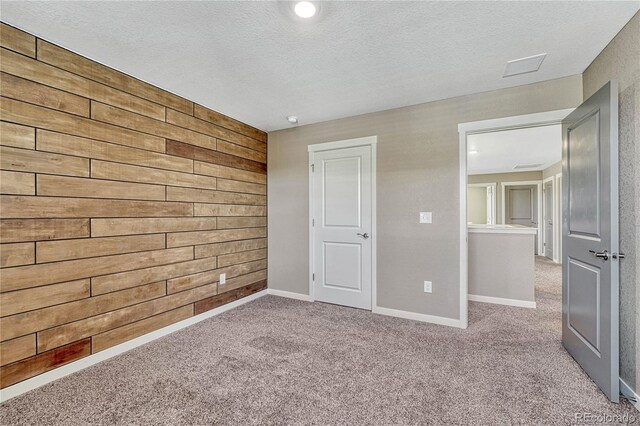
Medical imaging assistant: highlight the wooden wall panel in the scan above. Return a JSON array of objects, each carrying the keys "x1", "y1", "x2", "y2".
[{"x1": 0, "y1": 23, "x2": 267, "y2": 388}]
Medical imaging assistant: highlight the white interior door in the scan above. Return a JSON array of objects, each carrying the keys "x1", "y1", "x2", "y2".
[{"x1": 311, "y1": 145, "x2": 372, "y2": 310}]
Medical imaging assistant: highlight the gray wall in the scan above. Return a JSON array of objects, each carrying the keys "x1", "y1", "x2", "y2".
[
  {"x1": 468, "y1": 171, "x2": 543, "y2": 224},
  {"x1": 268, "y1": 75, "x2": 582, "y2": 320},
  {"x1": 583, "y1": 12, "x2": 639, "y2": 394},
  {"x1": 467, "y1": 186, "x2": 488, "y2": 224}
]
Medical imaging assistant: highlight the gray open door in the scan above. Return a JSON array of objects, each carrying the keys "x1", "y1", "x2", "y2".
[{"x1": 562, "y1": 81, "x2": 620, "y2": 402}]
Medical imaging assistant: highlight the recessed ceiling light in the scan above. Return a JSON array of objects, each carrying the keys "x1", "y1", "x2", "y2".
[
  {"x1": 503, "y1": 53, "x2": 546, "y2": 77},
  {"x1": 468, "y1": 150, "x2": 479, "y2": 155},
  {"x1": 294, "y1": 1, "x2": 316, "y2": 18},
  {"x1": 287, "y1": 115, "x2": 299, "y2": 125}
]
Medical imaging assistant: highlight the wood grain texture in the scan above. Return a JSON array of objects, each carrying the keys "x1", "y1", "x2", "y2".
[
  {"x1": 194, "y1": 203, "x2": 267, "y2": 217},
  {"x1": 36, "y1": 234, "x2": 166, "y2": 263},
  {"x1": 0, "y1": 335, "x2": 35, "y2": 367},
  {"x1": 0, "y1": 338, "x2": 91, "y2": 388},
  {"x1": 37, "y1": 284, "x2": 217, "y2": 352},
  {"x1": 166, "y1": 109, "x2": 265, "y2": 152},
  {"x1": 0, "y1": 196, "x2": 192, "y2": 219},
  {"x1": 1, "y1": 279, "x2": 90, "y2": 317},
  {"x1": 90, "y1": 217, "x2": 217, "y2": 237},
  {"x1": 167, "y1": 227, "x2": 267, "y2": 248},
  {"x1": 1, "y1": 72, "x2": 90, "y2": 117},
  {"x1": 0, "y1": 242, "x2": 34, "y2": 268},
  {"x1": 36, "y1": 175, "x2": 166, "y2": 201},
  {"x1": 194, "y1": 281, "x2": 266, "y2": 315},
  {"x1": 0, "y1": 219, "x2": 90, "y2": 243},
  {"x1": 0, "y1": 122, "x2": 34, "y2": 149},
  {"x1": 37, "y1": 39, "x2": 192, "y2": 115},
  {"x1": 166, "y1": 186, "x2": 266, "y2": 205},
  {"x1": 194, "y1": 161, "x2": 266, "y2": 184},
  {"x1": 0, "y1": 23, "x2": 35, "y2": 58},
  {"x1": 0, "y1": 96, "x2": 165, "y2": 153},
  {"x1": 0, "y1": 27, "x2": 267, "y2": 388},
  {"x1": 1, "y1": 47, "x2": 166, "y2": 121},
  {"x1": 92, "y1": 305, "x2": 193, "y2": 353},
  {"x1": 91, "y1": 102, "x2": 216, "y2": 150},
  {"x1": 166, "y1": 139, "x2": 266, "y2": 174},
  {"x1": 37, "y1": 130, "x2": 193, "y2": 173},
  {"x1": 1, "y1": 146, "x2": 89, "y2": 177},
  {"x1": 0, "y1": 247, "x2": 193, "y2": 293},
  {"x1": 91, "y1": 160, "x2": 217, "y2": 191},
  {"x1": 167, "y1": 270, "x2": 219, "y2": 294},
  {"x1": 193, "y1": 104, "x2": 266, "y2": 143},
  {"x1": 91, "y1": 257, "x2": 217, "y2": 295},
  {"x1": 0, "y1": 170, "x2": 35, "y2": 195},
  {"x1": 194, "y1": 238, "x2": 267, "y2": 259},
  {"x1": 0, "y1": 282, "x2": 166, "y2": 342}
]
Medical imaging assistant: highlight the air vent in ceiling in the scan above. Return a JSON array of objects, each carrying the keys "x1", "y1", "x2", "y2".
[
  {"x1": 503, "y1": 53, "x2": 546, "y2": 77},
  {"x1": 513, "y1": 163, "x2": 543, "y2": 170}
]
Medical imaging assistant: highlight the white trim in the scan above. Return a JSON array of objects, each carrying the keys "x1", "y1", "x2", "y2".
[
  {"x1": 458, "y1": 109, "x2": 573, "y2": 330},
  {"x1": 468, "y1": 294, "x2": 537, "y2": 309},
  {"x1": 467, "y1": 182, "x2": 497, "y2": 225},
  {"x1": 542, "y1": 176, "x2": 556, "y2": 262},
  {"x1": 467, "y1": 226, "x2": 537, "y2": 235},
  {"x1": 307, "y1": 135, "x2": 377, "y2": 152},
  {"x1": 620, "y1": 378, "x2": 640, "y2": 411},
  {"x1": 372, "y1": 305, "x2": 467, "y2": 329},
  {"x1": 0, "y1": 290, "x2": 267, "y2": 403},
  {"x1": 554, "y1": 173, "x2": 562, "y2": 264},
  {"x1": 500, "y1": 180, "x2": 543, "y2": 254},
  {"x1": 308, "y1": 136, "x2": 377, "y2": 310},
  {"x1": 267, "y1": 288, "x2": 313, "y2": 302}
]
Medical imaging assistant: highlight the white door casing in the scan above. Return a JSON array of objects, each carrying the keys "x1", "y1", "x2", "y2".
[{"x1": 309, "y1": 137, "x2": 376, "y2": 310}]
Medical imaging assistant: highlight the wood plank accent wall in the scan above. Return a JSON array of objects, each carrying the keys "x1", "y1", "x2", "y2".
[{"x1": 0, "y1": 23, "x2": 268, "y2": 389}]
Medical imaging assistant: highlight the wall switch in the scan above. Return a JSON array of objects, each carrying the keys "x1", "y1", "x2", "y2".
[
  {"x1": 423, "y1": 281, "x2": 432, "y2": 293},
  {"x1": 220, "y1": 273, "x2": 226, "y2": 285},
  {"x1": 419, "y1": 212, "x2": 432, "y2": 224}
]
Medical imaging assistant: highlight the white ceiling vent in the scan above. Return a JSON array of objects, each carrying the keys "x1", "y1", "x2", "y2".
[
  {"x1": 503, "y1": 53, "x2": 547, "y2": 77},
  {"x1": 513, "y1": 163, "x2": 543, "y2": 170}
]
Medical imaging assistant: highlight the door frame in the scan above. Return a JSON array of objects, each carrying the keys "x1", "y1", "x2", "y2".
[
  {"x1": 501, "y1": 180, "x2": 543, "y2": 255},
  {"x1": 542, "y1": 176, "x2": 557, "y2": 262},
  {"x1": 307, "y1": 136, "x2": 377, "y2": 308},
  {"x1": 458, "y1": 109, "x2": 574, "y2": 328},
  {"x1": 554, "y1": 173, "x2": 562, "y2": 263},
  {"x1": 467, "y1": 182, "x2": 497, "y2": 224}
]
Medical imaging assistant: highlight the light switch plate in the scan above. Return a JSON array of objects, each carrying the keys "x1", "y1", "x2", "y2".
[
  {"x1": 220, "y1": 273, "x2": 226, "y2": 284},
  {"x1": 424, "y1": 281, "x2": 432, "y2": 293},
  {"x1": 419, "y1": 212, "x2": 432, "y2": 224}
]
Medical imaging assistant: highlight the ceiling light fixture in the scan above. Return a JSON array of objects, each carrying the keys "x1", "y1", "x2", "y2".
[
  {"x1": 294, "y1": 1, "x2": 316, "y2": 18},
  {"x1": 287, "y1": 115, "x2": 299, "y2": 125}
]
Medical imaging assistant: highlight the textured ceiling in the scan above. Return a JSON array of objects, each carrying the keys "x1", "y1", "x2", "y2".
[
  {"x1": 467, "y1": 125, "x2": 561, "y2": 175},
  {"x1": 1, "y1": 1, "x2": 638, "y2": 131}
]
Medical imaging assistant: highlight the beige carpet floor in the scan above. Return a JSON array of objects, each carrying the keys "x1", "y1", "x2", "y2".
[{"x1": 1, "y1": 257, "x2": 637, "y2": 425}]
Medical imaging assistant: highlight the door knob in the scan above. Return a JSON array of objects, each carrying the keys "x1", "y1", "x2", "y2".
[
  {"x1": 589, "y1": 249, "x2": 609, "y2": 261},
  {"x1": 357, "y1": 233, "x2": 369, "y2": 239}
]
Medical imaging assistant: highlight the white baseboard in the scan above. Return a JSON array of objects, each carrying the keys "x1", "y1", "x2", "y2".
[
  {"x1": 620, "y1": 378, "x2": 640, "y2": 411},
  {"x1": 267, "y1": 288, "x2": 313, "y2": 302},
  {"x1": 372, "y1": 305, "x2": 467, "y2": 329},
  {"x1": 0, "y1": 289, "x2": 267, "y2": 403},
  {"x1": 468, "y1": 294, "x2": 536, "y2": 309}
]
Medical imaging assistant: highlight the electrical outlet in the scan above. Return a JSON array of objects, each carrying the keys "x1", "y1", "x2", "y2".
[
  {"x1": 419, "y1": 212, "x2": 432, "y2": 224},
  {"x1": 423, "y1": 280, "x2": 432, "y2": 293},
  {"x1": 220, "y1": 273, "x2": 226, "y2": 285}
]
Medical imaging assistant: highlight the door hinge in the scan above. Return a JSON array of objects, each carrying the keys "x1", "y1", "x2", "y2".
[
  {"x1": 312, "y1": 273, "x2": 315, "y2": 281},
  {"x1": 311, "y1": 164, "x2": 315, "y2": 172},
  {"x1": 312, "y1": 218, "x2": 315, "y2": 226}
]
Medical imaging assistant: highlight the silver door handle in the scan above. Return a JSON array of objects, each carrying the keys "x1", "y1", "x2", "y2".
[
  {"x1": 589, "y1": 249, "x2": 609, "y2": 261},
  {"x1": 357, "y1": 233, "x2": 369, "y2": 239}
]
